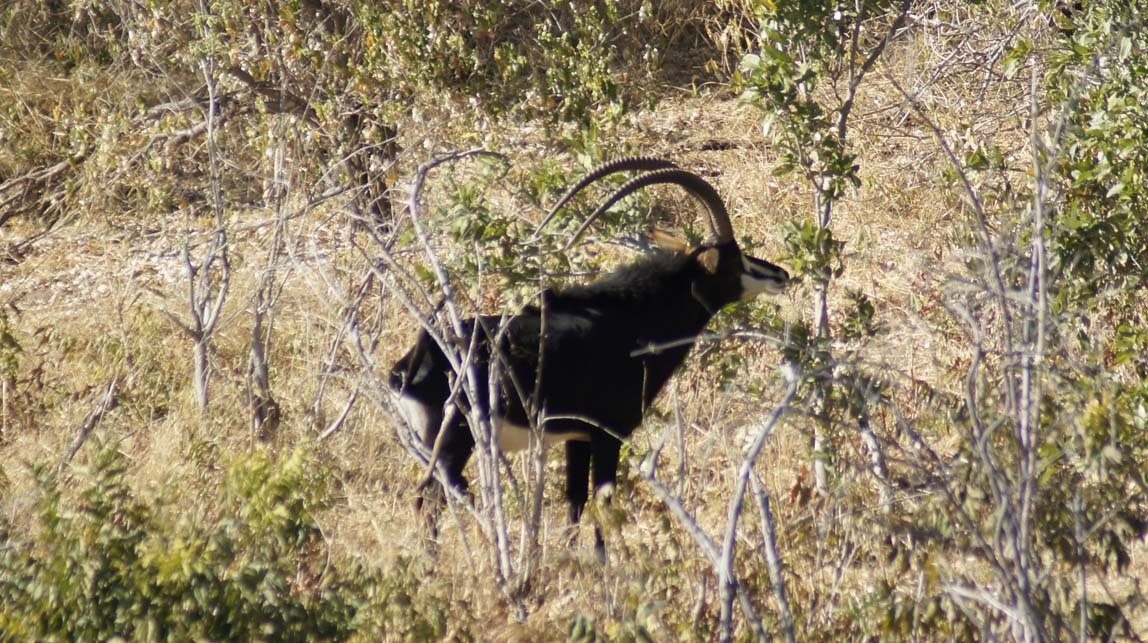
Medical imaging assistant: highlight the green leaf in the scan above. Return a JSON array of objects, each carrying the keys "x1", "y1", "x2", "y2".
[{"x1": 1002, "y1": 39, "x2": 1032, "y2": 79}]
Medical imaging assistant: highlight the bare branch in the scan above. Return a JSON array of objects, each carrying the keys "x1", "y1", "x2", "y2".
[
  {"x1": 749, "y1": 476, "x2": 796, "y2": 643},
  {"x1": 58, "y1": 378, "x2": 119, "y2": 471}
]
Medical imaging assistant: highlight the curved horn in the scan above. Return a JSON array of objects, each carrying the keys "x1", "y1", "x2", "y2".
[
  {"x1": 533, "y1": 157, "x2": 679, "y2": 238},
  {"x1": 561, "y1": 168, "x2": 735, "y2": 251}
]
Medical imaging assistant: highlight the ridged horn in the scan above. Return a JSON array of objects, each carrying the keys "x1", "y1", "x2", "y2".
[
  {"x1": 533, "y1": 157, "x2": 679, "y2": 238},
  {"x1": 561, "y1": 168, "x2": 735, "y2": 251}
]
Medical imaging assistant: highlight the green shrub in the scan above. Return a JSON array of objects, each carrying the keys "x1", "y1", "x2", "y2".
[
  {"x1": 1048, "y1": 0, "x2": 1148, "y2": 308},
  {"x1": 0, "y1": 443, "x2": 382, "y2": 641}
]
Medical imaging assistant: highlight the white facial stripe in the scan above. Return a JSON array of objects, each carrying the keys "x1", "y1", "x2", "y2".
[
  {"x1": 496, "y1": 419, "x2": 591, "y2": 452},
  {"x1": 740, "y1": 255, "x2": 788, "y2": 299},
  {"x1": 740, "y1": 273, "x2": 787, "y2": 299}
]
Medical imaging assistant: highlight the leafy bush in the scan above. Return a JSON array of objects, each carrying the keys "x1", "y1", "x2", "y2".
[
  {"x1": 0, "y1": 442, "x2": 448, "y2": 641},
  {"x1": 1039, "y1": 0, "x2": 1148, "y2": 609},
  {"x1": 1048, "y1": 0, "x2": 1148, "y2": 304},
  {"x1": 0, "y1": 0, "x2": 664, "y2": 231},
  {"x1": 365, "y1": 0, "x2": 631, "y2": 125}
]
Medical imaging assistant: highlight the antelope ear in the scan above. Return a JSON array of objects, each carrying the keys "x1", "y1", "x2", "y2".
[
  {"x1": 650, "y1": 228, "x2": 689, "y2": 252},
  {"x1": 698, "y1": 247, "x2": 721, "y2": 274}
]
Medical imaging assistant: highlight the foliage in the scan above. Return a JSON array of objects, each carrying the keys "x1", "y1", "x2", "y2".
[
  {"x1": 860, "y1": 1, "x2": 1148, "y2": 635},
  {"x1": 1037, "y1": 382, "x2": 1148, "y2": 572},
  {"x1": 0, "y1": 2, "x2": 123, "y2": 64},
  {"x1": 1047, "y1": 0, "x2": 1148, "y2": 305},
  {"x1": 0, "y1": 442, "x2": 449, "y2": 641},
  {"x1": 735, "y1": 1, "x2": 881, "y2": 210},
  {"x1": 0, "y1": 0, "x2": 668, "y2": 231},
  {"x1": 777, "y1": 218, "x2": 845, "y2": 282},
  {"x1": 1044, "y1": 0, "x2": 1148, "y2": 410},
  {"x1": 738, "y1": 49, "x2": 859, "y2": 216},
  {"x1": 726, "y1": 0, "x2": 1148, "y2": 637},
  {"x1": 1040, "y1": 0, "x2": 1148, "y2": 612},
  {"x1": 733, "y1": 1, "x2": 907, "y2": 532},
  {"x1": 365, "y1": 0, "x2": 631, "y2": 125}
]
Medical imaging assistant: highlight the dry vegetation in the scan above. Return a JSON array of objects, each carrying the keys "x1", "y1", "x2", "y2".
[{"x1": 2, "y1": 1, "x2": 1146, "y2": 640}]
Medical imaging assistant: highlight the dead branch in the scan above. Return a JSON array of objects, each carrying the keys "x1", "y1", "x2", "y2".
[
  {"x1": 58, "y1": 378, "x2": 119, "y2": 471},
  {"x1": 750, "y1": 475, "x2": 797, "y2": 643},
  {"x1": 0, "y1": 151, "x2": 90, "y2": 227},
  {"x1": 225, "y1": 66, "x2": 318, "y2": 125}
]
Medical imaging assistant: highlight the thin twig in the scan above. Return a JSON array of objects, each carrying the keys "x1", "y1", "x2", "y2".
[
  {"x1": 718, "y1": 377, "x2": 798, "y2": 640},
  {"x1": 642, "y1": 377, "x2": 797, "y2": 641},
  {"x1": 750, "y1": 476, "x2": 796, "y2": 643},
  {"x1": 58, "y1": 378, "x2": 119, "y2": 471}
]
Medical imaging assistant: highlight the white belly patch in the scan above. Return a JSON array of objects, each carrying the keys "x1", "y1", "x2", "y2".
[
  {"x1": 496, "y1": 419, "x2": 590, "y2": 453},
  {"x1": 394, "y1": 393, "x2": 589, "y2": 452},
  {"x1": 395, "y1": 393, "x2": 433, "y2": 435}
]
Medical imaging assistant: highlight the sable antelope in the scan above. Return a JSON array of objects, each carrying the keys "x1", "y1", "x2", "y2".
[{"x1": 390, "y1": 158, "x2": 789, "y2": 555}]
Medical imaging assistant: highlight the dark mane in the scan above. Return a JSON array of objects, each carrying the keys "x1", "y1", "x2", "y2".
[{"x1": 555, "y1": 250, "x2": 695, "y2": 305}]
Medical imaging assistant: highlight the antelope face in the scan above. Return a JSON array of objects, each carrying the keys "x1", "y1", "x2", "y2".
[{"x1": 692, "y1": 240, "x2": 790, "y2": 305}]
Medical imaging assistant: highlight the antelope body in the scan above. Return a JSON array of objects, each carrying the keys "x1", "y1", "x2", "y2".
[{"x1": 390, "y1": 159, "x2": 789, "y2": 553}]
